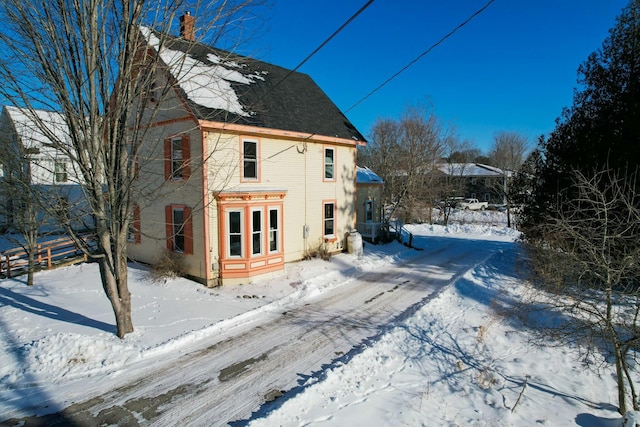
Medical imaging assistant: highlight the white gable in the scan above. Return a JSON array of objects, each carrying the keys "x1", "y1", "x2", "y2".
[{"x1": 5, "y1": 106, "x2": 70, "y2": 152}]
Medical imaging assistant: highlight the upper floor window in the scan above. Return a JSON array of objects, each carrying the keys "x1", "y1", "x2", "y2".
[
  {"x1": 164, "y1": 135, "x2": 190, "y2": 181},
  {"x1": 146, "y1": 81, "x2": 158, "y2": 103},
  {"x1": 55, "y1": 160, "x2": 67, "y2": 183},
  {"x1": 242, "y1": 139, "x2": 258, "y2": 180},
  {"x1": 324, "y1": 147, "x2": 335, "y2": 180}
]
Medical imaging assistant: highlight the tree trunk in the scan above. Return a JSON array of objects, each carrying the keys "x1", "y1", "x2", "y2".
[
  {"x1": 27, "y1": 250, "x2": 34, "y2": 286},
  {"x1": 621, "y1": 346, "x2": 639, "y2": 411},
  {"x1": 614, "y1": 344, "x2": 627, "y2": 415},
  {"x1": 97, "y1": 232, "x2": 133, "y2": 338}
]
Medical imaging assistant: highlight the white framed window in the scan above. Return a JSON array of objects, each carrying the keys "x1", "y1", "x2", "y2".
[
  {"x1": 171, "y1": 137, "x2": 183, "y2": 180},
  {"x1": 268, "y1": 207, "x2": 280, "y2": 253},
  {"x1": 243, "y1": 139, "x2": 258, "y2": 180},
  {"x1": 251, "y1": 208, "x2": 263, "y2": 256},
  {"x1": 323, "y1": 201, "x2": 335, "y2": 237},
  {"x1": 54, "y1": 160, "x2": 67, "y2": 183},
  {"x1": 228, "y1": 210, "x2": 243, "y2": 257},
  {"x1": 324, "y1": 147, "x2": 335, "y2": 180},
  {"x1": 365, "y1": 199, "x2": 374, "y2": 222},
  {"x1": 172, "y1": 207, "x2": 186, "y2": 252}
]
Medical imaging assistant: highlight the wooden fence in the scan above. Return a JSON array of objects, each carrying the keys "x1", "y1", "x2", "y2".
[{"x1": 0, "y1": 235, "x2": 93, "y2": 278}]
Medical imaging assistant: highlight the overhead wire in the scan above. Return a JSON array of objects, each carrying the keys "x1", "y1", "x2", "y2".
[
  {"x1": 258, "y1": 0, "x2": 374, "y2": 115},
  {"x1": 261, "y1": 0, "x2": 375, "y2": 159},
  {"x1": 266, "y1": 0, "x2": 495, "y2": 160},
  {"x1": 345, "y1": 0, "x2": 496, "y2": 114}
]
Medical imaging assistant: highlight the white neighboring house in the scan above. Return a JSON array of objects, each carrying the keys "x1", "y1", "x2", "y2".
[
  {"x1": 0, "y1": 106, "x2": 91, "y2": 233},
  {"x1": 436, "y1": 162, "x2": 509, "y2": 204}
]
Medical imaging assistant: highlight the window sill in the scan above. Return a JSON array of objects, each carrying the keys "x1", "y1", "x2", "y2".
[{"x1": 323, "y1": 235, "x2": 337, "y2": 243}]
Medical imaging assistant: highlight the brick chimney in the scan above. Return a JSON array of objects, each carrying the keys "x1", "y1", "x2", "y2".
[{"x1": 180, "y1": 12, "x2": 195, "y2": 41}]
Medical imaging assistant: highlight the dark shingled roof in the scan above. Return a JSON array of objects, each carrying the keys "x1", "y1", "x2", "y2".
[{"x1": 147, "y1": 29, "x2": 366, "y2": 143}]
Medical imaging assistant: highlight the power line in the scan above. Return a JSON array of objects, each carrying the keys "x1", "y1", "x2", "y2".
[
  {"x1": 345, "y1": 0, "x2": 495, "y2": 114},
  {"x1": 258, "y1": 0, "x2": 374, "y2": 107}
]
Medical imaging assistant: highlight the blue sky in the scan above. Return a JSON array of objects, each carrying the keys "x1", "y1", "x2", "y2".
[{"x1": 243, "y1": 0, "x2": 628, "y2": 153}]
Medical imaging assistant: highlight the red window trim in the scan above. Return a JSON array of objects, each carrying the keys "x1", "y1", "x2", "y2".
[
  {"x1": 165, "y1": 204, "x2": 193, "y2": 255},
  {"x1": 129, "y1": 204, "x2": 141, "y2": 244},
  {"x1": 164, "y1": 134, "x2": 191, "y2": 181}
]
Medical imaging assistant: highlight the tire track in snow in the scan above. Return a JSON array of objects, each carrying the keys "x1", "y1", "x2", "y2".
[{"x1": 11, "y1": 238, "x2": 510, "y2": 426}]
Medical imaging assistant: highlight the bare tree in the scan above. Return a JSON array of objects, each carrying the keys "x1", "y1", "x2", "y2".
[
  {"x1": 489, "y1": 131, "x2": 528, "y2": 170},
  {"x1": 524, "y1": 167, "x2": 640, "y2": 415},
  {"x1": 0, "y1": 163, "x2": 42, "y2": 286},
  {"x1": 359, "y1": 117, "x2": 401, "y2": 214},
  {"x1": 436, "y1": 138, "x2": 475, "y2": 226},
  {"x1": 396, "y1": 104, "x2": 446, "y2": 223},
  {"x1": 361, "y1": 104, "x2": 447, "y2": 224},
  {"x1": 488, "y1": 131, "x2": 529, "y2": 227},
  {"x1": 0, "y1": 0, "x2": 262, "y2": 337}
]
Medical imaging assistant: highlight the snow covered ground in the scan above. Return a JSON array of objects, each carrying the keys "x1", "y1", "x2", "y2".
[{"x1": 0, "y1": 211, "x2": 633, "y2": 426}]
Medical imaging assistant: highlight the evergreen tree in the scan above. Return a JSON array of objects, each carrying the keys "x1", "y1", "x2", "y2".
[{"x1": 520, "y1": 0, "x2": 640, "y2": 234}]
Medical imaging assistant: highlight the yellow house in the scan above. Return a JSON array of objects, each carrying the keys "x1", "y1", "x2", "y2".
[{"x1": 127, "y1": 17, "x2": 366, "y2": 286}]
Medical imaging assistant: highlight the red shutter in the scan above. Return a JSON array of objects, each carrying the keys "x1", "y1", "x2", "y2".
[
  {"x1": 182, "y1": 135, "x2": 191, "y2": 180},
  {"x1": 183, "y1": 206, "x2": 193, "y2": 255},
  {"x1": 164, "y1": 138, "x2": 171, "y2": 180},
  {"x1": 165, "y1": 205, "x2": 173, "y2": 251},
  {"x1": 134, "y1": 155, "x2": 140, "y2": 180},
  {"x1": 133, "y1": 205, "x2": 141, "y2": 244}
]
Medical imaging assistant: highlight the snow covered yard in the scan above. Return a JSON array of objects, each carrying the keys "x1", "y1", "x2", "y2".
[{"x1": 0, "y1": 212, "x2": 634, "y2": 426}]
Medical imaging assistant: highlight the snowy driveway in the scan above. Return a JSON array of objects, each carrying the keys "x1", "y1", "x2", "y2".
[{"x1": 8, "y1": 237, "x2": 511, "y2": 426}]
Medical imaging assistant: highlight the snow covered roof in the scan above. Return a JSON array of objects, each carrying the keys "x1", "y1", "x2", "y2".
[
  {"x1": 356, "y1": 166, "x2": 383, "y2": 185},
  {"x1": 140, "y1": 26, "x2": 366, "y2": 143},
  {"x1": 3, "y1": 106, "x2": 70, "y2": 150},
  {"x1": 437, "y1": 163, "x2": 505, "y2": 177}
]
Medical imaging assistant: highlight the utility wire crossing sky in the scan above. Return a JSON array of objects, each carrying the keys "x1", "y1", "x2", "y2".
[{"x1": 248, "y1": 0, "x2": 629, "y2": 152}]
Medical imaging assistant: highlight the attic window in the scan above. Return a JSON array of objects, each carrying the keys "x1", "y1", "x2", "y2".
[
  {"x1": 146, "y1": 81, "x2": 157, "y2": 103},
  {"x1": 164, "y1": 135, "x2": 191, "y2": 181},
  {"x1": 55, "y1": 160, "x2": 67, "y2": 183}
]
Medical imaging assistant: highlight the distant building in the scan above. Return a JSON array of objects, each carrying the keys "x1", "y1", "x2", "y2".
[
  {"x1": 355, "y1": 166, "x2": 384, "y2": 242},
  {"x1": 0, "y1": 106, "x2": 90, "y2": 232},
  {"x1": 435, "y1": 162, "x2": 508, "y2": 204}
]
